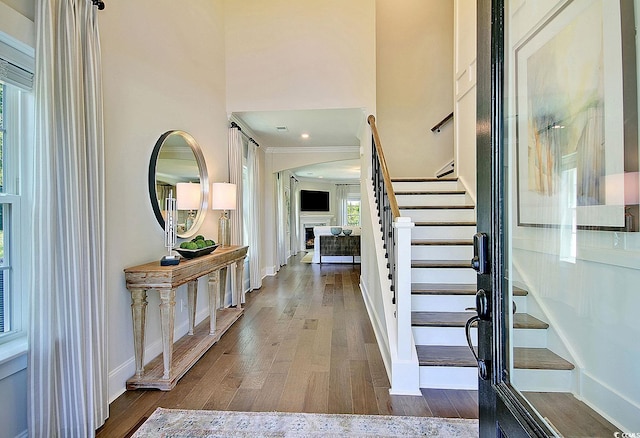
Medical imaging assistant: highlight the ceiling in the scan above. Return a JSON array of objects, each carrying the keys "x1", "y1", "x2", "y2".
[{"x1": 233, "y1": 108, "x2": 364, "y2": 182}]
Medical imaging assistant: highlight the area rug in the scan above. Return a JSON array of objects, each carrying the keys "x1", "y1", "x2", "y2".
[
  {"x1": 132, "y1": 407, "x2": 478, "y2": 437},
  {"x1": 301, "y1": 251, "x2": 314, "y2": 263}
]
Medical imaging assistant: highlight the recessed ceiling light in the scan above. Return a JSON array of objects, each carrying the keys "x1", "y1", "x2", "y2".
[{"x1": 301, "y1": 133, "x2": 310, "y2": 139}]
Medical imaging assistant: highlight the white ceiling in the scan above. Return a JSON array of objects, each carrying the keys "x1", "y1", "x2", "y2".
[
  {"x1": 233, "y1": 108, "x2": 364, "y2": 148},
  {"x1": 233, "y1": 108, "x2": 364, "y2": 181},
  {"x1": 291, "y1": 159, "x2": 361, "y2": 182}
]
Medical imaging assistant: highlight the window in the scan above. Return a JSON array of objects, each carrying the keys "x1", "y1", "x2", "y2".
[
  {"x1": 0, "y1": 47, "x2": 33, "y2": 345},
  {"x1": 346, "y1": 197, "x2": 361, "y2": 227},
  {"x1": 0, "y1": 81, "x2": 24, "y2": 340}
]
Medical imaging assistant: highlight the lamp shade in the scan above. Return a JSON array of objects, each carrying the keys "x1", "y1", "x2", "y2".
[
  {"x1": 176, "y1": 182, "x2": 201, "y2": 210},
  {"x1": 211, "y1": 182, "x2": 237, "y2": 211}
]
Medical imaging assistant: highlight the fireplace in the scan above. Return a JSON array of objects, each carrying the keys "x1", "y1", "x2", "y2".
[
  {"x1": 299, "y1": 214, "x2": 333, "y2": 251},
  {"x1": 305, "y1": 227, "x2": 316, "y2": 249}
]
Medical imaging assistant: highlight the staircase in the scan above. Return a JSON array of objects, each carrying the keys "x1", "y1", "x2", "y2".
[{"x1": 392, "y1": 177, "x2": 575, "y2": 391}]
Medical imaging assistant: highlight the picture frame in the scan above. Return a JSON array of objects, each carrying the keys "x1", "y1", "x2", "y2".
[{"x1": 515, "y1": 0, "x2": 638, "y2": 231}]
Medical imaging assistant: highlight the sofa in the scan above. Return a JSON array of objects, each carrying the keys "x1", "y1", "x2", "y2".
[{"x1": 311, "y1": 226, "x2": 362, "y2": 264}]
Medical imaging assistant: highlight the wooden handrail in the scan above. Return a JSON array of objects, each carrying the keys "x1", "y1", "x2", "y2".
[
  {"x1": 368, "y1": 115, "x2": 400, "y2": 218},
  {"x1": 431, "y1": 112, "x2": 454, "y2": 133}
]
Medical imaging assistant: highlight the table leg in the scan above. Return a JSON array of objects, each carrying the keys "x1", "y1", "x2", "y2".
[
  {"x1": 130, "y1": 288, "x2": 148, "y2": 377},
  {"x1": 219, "y1": 266, "x2": 228, "y2": 308},
  {"x1": 235, "y1": 258, "x2": 246, "y2": 307},
  {"x1": 159, "y1": 288, "x2": 176, "y2": 380},
  {"x1": 187, "y1": 280, "x2": 197, "y2": 335},
  {"x1": 208, "y1": 270, "x2": 220, "y2": 335}
]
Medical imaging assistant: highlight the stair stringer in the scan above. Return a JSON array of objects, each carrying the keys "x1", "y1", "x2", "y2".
[{"x1": 361, "y1": 180, "x2": 421, "y2": 396}]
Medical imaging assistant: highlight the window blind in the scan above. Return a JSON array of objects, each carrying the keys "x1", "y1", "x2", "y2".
[{"x1": 0, "y1": 39, "x2": 34, "y2": 91}]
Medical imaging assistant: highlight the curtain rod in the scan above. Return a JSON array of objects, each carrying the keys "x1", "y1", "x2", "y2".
[
  {"x1": 91, "y1": 0, "x2": 105, "y2": 9},
  {"x1": 230, "y1": 121, "x2": 260, "y2": 147}
]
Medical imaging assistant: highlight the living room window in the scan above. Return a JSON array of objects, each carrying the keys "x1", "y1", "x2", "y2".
[
  {"x1": 346, "y1": 196, "x2": 361, "y2": 227},
  {"x1": 0, "y1": 47, "x2": 34, "y2": 346}
]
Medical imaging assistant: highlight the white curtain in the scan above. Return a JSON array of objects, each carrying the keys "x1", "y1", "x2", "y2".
[
  {"x1": 228, "y1": 127, "x2": 244, "y2": 304},
  {"x1": 247, "y1": 142, "x2": 262, "y2": 290},
  {"x1": 289, "y1": 177, "x2": 299, "y2": 255},
  {"x1": 275, "y1": 173, "x2": 288, "y2": 267},
  {"x1": 30, "y1": 0, "x2": 107, "y2": 436},
  {"x1": 336, "y1": 184, "x2": 350, "y2": 226}
]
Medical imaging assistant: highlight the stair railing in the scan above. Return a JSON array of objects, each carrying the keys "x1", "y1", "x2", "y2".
[{"x1": 368, "y1": 115, "x2": 416, "y2": 377}]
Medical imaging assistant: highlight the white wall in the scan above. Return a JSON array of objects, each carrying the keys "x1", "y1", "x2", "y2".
[
  {"x1": 224, "y1": 0, "x2": 376, "y2": 113},
  {"x1": 454, "y1": 0, "x2": 477, "y2": 201},
  {"x1": 376, "y1": 0, "x2": 454, "y2": 178},
  {"x1": 100, "y1": 0, "x2": 229, "y2": 402}
]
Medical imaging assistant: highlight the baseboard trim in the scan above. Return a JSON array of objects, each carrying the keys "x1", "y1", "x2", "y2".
[
  {"x1": 580, "y1": 370, "x2": 640, "y2": 433},
  {"x1": 359, "y1": 279, "x2": 391, "y2": 380}
]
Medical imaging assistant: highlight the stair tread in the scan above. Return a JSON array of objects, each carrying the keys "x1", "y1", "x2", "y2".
[
  {"x1": 414, "y1": 221, "x2": 476, "y2": 226},
  {"x1": 396, "y1": 191, "x2": 466, "y2": 195},
  {"x1": 411, "y1": 283, "x2": 528, "y2": 296},
  {"x1": 412, "y1": 260, "x2": 473, "y2": 268},
  {"x1": 400, "y1": 205, "x2": 475, "y2": 210},
  {"x1": 392, "y1": 177, "x2": 458, "y2": 182},
  {"x1": 523, "y1": 392, "x2": 621, "y2": 437},
  {"x1": 412, "y1": 239, "x2": 473, "y2": 246},
  {"x1": 412, "y1": 283, "x2": 476, "y2": 294},
  {"x1": 412, "y1": 311, "x2": 549, "y2": 329},
  {"x1": 416, "y1": 345, "x2": 574, "y2": 370}
]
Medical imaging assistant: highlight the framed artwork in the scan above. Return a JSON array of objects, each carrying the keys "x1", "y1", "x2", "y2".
[{"x1": 515, "y1": 0, "x2": 638, "y2": 230}]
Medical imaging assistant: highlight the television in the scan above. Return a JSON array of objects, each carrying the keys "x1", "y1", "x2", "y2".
[{"x1": 300, "y1": 190, "x2": 330, "y2": 212}]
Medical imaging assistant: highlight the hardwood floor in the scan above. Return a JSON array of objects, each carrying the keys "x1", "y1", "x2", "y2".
[{"x1": 96, "y1": 254, "x2": 478, "y2": 437}]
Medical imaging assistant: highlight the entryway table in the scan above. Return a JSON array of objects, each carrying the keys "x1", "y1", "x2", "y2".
[{"x1": 123, "y1": 245, "x2": 248, "y2": 390}]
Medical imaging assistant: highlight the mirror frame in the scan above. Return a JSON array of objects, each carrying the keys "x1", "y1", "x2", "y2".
[{"x1": 148, "y1": 130, "x2": 209, "y2": 239}]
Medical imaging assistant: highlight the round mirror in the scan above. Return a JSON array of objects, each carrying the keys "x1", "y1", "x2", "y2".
[{"x1": 148, "y1": 130, "x2": 209, "y2": 238}]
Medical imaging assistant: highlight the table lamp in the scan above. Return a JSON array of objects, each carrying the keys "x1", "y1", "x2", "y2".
[
  {"x1": 176, "y1": 182, "x2": 201, "y2": 232},
  {"x1": 212, "y1": 182, "x2": 237, "y2": 246}
]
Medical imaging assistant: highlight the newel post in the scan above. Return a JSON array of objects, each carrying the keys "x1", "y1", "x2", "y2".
[{"x1": 394, "y1": 216, "x2": 415, "y2": 361}]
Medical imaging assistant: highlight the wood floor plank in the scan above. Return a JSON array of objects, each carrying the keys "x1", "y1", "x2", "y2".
[
  {"x1": 303, "y1": 371, "x2": 330, "y2": 413},
  {"x1": 350, "y1": 360, "x2": 378, "y2": 415},
  {"x1": 445, "y1": 390, "x2": 479, "y2": 419},
  {"x1": 250, "y1": 372, "x2": 288, "y2": 412},
  {"x1": 421, "y1": 388, "x2": 460, "y2": 418}
]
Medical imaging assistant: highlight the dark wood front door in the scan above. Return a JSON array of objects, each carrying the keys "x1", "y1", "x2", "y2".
[{"x1": 475, "y1": 0, "x2": 638, "y2": 436}]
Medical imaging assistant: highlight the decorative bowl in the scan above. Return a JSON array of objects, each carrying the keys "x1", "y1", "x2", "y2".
[
  {"x1": 342, "y1": 229, "x2": 353, "y2": 236},
  {"x1": 330, "y1": 227, "x2": 342, "y2": 236},
  {"x1": 175, "y1": 244, "x2": 220, "y2": 259}
]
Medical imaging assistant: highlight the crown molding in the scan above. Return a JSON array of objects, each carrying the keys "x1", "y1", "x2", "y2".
[{"x1": 266, "y1": 146, "x2": 360, "y2": 154}]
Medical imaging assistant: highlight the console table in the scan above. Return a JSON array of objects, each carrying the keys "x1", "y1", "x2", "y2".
[
  {"x1": 319, "y1": 235, "x2": 360, "y2": 264},
  {"x1": 124, "y1": 245, "x2": 248, "y2": 390}
]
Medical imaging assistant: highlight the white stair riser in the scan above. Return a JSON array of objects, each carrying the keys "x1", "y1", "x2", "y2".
[
  {"x1": 419, "y1": 366, "x2": 478, "y2": 390},
  {"x1": 413, "y1": 326, "x2": 477, "y2": 346},
  {"x1": 412, "y1": 267, "x2": 477, "y2": 283},
  {"x1": 412, "y1": 226, "x2": 476, "y2": 240},
  {"x1": 511, "y1": 369, "x2": 573, "y2": 392},
  {"x1": 401, "y1": 208, "x2": 475, "y2": 222},
  {"x1": 411, "y1": 245, "x2": 473, "y2": 260},
  {"x1": 413, "y1": 327, "x2": 547, "y2": 348},
  {"x1": 393, "y1": 181, "x2": 460, "y2": 191},
  {"x1": 511, "y1": 329, "x2": 547, "y2": 348},
  {"x1": 412, "y1": 294, "x2": 527, "y2": 312},
  {"x1": 397, "y1": 194, "x2": 468, "y2": 207}
]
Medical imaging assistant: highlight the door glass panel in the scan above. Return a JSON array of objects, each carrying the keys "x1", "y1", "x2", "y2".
[{"x1": 503, "y1": 0, "x2": 638, "y2": 435}]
